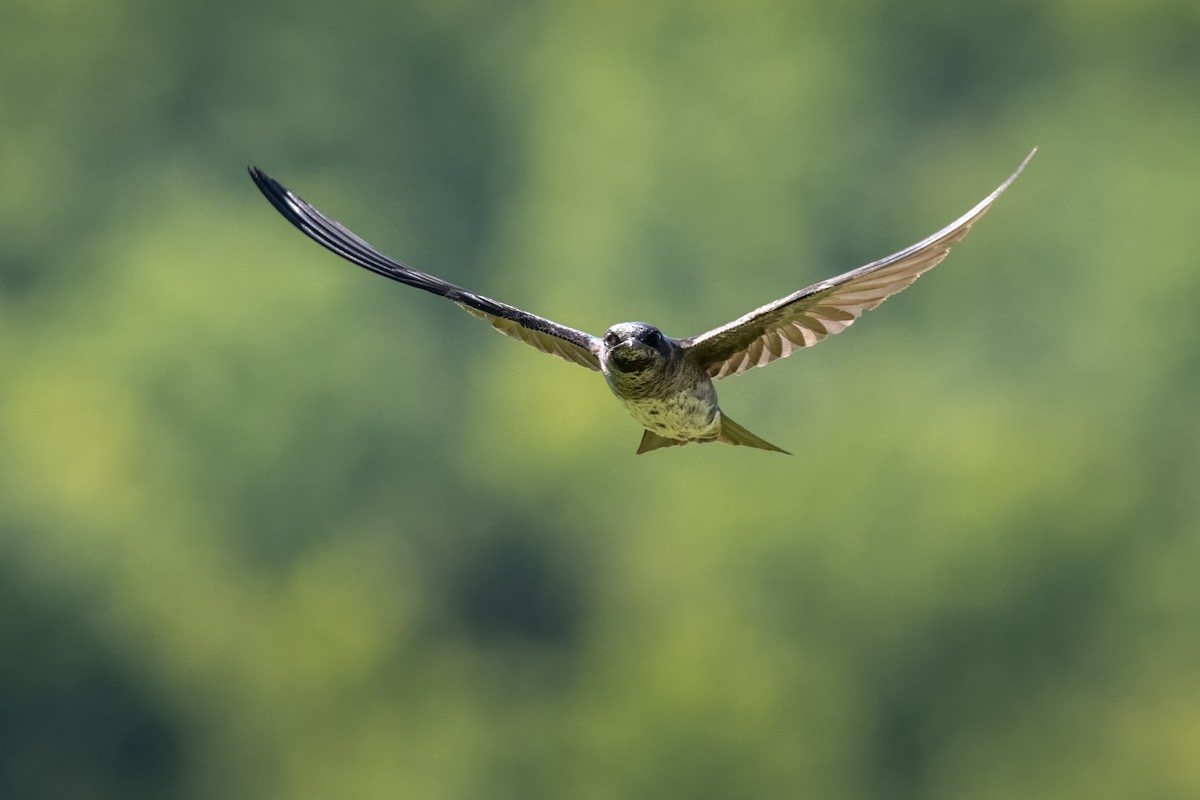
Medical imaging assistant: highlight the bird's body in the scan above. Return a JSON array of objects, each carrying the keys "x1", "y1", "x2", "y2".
[
  {"x1": 597, "y1": 320, "x2": 784, "y2": 452},
  {"x1": 600, "y1": 322, "x2": 714, "y2": 436},
  {"x1": 249, "y1": 149, "x2": 1034, "y2": 454}
]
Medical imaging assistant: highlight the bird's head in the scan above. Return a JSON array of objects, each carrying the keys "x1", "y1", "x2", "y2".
[{"x1": 601, "y1": 322, "x2": 673, "y2": 373}]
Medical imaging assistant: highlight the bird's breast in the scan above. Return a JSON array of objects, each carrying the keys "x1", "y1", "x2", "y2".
[
  {"x1": 604, "y1": 364, "x2": 720, "y2": 440},
  {"x1": 623, "y1": 391, "x2": 721, "y2": 440}
]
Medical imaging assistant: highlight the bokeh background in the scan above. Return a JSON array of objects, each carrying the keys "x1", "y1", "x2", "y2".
[{"x1": 3, "y1": 0, "x2": 1199, "y2": 797}]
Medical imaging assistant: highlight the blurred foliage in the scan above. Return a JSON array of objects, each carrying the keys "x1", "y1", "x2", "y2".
[{"x1": 2, "y1": 0, "x2": 1199, "y2": 797}]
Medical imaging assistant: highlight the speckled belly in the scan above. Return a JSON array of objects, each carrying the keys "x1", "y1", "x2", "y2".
[{"x1": 623, "y1": 391, "x2": 721, "y2": 441}]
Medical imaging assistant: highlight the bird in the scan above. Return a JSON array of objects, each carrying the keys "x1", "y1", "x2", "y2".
[{"x1": 249, "y1": 148, "x2": 1034, "y2": 455}]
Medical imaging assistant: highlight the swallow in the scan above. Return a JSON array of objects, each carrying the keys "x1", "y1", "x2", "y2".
[{"x1": 249, "y1": 148, "x2": 1034, "y2": 454}]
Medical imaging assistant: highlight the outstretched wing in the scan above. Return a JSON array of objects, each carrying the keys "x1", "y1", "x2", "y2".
[
  {"x1": 249, "y1": 168, "x2": 602, "y2": 371},
  {"x1": 681, "y1": 149, "x2": 1035, "y2": 379}
]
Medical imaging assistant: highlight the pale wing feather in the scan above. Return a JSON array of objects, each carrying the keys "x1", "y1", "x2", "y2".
[
  {"x1": 458, "y1": 305, "x2": 602, "y2": 369},
  {"x1": 682, "y1": 149, "x2": 1035, "y2": 379}
]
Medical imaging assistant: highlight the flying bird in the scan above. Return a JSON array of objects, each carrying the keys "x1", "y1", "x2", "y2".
[{"x1": 249, "y1": 148, "x2": 1034, "y2": 455}]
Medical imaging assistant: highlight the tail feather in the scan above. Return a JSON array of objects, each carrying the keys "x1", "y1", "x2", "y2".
[
  {"x1": 717, "y1": 414, "x2": 790, "y2": 454},
  {"x1": 634, "y1": 414, "x2": 790, "y2": 455},
  {"x1": 637, "y1": 429, "x2": 686, "y2": 454}
]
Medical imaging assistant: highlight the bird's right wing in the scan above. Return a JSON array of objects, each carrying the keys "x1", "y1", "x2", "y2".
[{"x1": 249, "y1": 168, "x2": 602, "y2": 371}]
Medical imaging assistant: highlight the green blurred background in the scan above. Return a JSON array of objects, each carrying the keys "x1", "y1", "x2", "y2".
[{"x1": 3, "y1": 0, "x2": 1199, "y2": 797}]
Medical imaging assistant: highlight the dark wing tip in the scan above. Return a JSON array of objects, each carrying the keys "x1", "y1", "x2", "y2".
[
  {"x1": 247, "y1": 166, "x2": 298, "y2": 222},
  {"x1": 246, "y1": 165, "x2": 380, "y2": 268},
  {"x1": 247, "y1": 165, "x2": 270, "y2": 188}
]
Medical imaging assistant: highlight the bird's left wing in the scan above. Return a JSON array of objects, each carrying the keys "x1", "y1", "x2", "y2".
[
  {"x1": 680, "y1": 149, "x2": 1035, "y2": 379},
  {"x1": 249, "y1": 168, "x2": 601, "y2": 371}
]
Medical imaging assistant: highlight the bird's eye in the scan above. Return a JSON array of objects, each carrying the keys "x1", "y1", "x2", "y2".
[
  {"x1": 603, "y1": 331, "x2": 620, "y2": 346},
  {"x1": 645, "y1": 330, "x2": 662, "y2": 347}
]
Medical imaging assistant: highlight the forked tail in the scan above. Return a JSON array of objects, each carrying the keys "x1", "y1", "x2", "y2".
[{"x1": 634, "y1": 414, "x2": 790, "y2": 454}]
